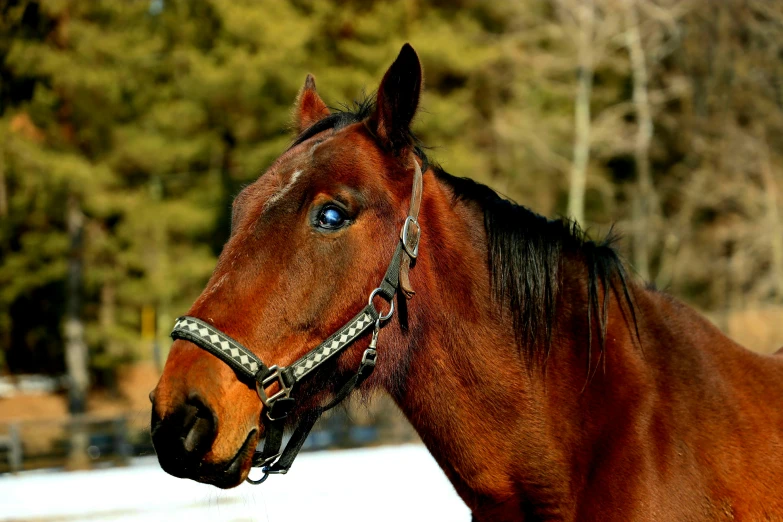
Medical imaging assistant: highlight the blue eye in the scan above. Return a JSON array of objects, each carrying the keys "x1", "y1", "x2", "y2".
[{"x1": 318, "y1": 206, "x2": 347, "y2": 229}]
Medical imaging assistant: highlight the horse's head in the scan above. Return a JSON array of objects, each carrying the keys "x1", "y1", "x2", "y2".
[{"x1": 150, "y1": 44, "x2": 425, "y2": 487}]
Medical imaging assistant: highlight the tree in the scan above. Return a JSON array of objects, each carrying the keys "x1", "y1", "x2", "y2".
[{"x1": 2, "y1": 0, "x2": 783, "y2": 384}]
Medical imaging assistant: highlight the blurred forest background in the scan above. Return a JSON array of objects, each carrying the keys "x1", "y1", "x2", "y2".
[{"x1": 0, "y1": 0, "x2": 782, "y2": 428}]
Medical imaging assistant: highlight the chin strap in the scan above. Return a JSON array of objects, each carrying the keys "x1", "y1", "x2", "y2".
[{"x1": 170, "y1": 155, "x2": 423, "y2": 484}]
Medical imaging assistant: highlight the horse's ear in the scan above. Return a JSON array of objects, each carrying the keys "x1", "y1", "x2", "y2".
[
  {"x1": 294, "y1": 74, "x2": 330, "y2": 134},
  {"x1": 368, "y1": 43, "x2": 423, "y2": 152}
]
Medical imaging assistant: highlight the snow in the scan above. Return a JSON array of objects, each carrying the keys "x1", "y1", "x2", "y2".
[{"x1": 0, "y1": 444, "x2": 470, "y2": 522}]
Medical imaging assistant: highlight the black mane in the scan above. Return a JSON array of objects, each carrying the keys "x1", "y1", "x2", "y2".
[
  {"x1": 292, "y1": 98, "x2": 637, "y2": 365},
  {"x1": 434, "y1": 171, "x2": 638, "y2": 367}
]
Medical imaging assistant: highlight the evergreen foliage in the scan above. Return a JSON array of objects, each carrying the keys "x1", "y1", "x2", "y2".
[{"x1": 0, "y1": 0, "x2": 781, "y2": 379}]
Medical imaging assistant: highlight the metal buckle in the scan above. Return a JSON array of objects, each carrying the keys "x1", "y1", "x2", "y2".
[
  {"x1": 401, "y1": 216, "x2": 420, "y2": 259},
  {"x1": 256, "y1": 365, "x2": 292, "y2": 409}
]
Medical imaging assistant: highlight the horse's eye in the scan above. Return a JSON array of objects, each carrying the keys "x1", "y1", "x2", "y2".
[{"x1": 317, "y1": 206, "x2": 347, "y2": 229}]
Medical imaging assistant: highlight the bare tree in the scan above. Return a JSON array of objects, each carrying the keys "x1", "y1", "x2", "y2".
[
  {"x1": 565, "y1": 0, "x2": 596, "y2": 226},
  {"x1": 557, "y1": 0, "x2": 625, "y2": 227},
  {"x1": 623, "y1": 0, "x2": 655, "y2": 280}
]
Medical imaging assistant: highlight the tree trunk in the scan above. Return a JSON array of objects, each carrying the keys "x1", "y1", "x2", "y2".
[
  {"x1": 65, "y1": 194, "x2": 89, "y2": 469},
  {"x1": 566, "y1": 0, "x2": 595, "y2": 227},
  {"x1": 624, "y1": 0, "x2": 655, "y2": 281}
]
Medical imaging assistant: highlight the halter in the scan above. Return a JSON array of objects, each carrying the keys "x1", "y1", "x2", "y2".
[{"x1": 170, "y1": 156, "x2": 423, "y2": 484}]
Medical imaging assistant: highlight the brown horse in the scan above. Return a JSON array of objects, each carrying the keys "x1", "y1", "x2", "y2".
[{"x1": 150, "y1": 44, "x2": 783, "y2": 521}]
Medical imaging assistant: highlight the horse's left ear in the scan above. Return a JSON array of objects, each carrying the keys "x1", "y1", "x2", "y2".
[
  {"x1": 369, "y1": 43, "x2": 423, "y2": 152},
  {"x1": 293, "y1": 74, "x2": 330, "y2": 134}
]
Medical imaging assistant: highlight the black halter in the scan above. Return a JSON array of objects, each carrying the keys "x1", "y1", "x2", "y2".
[{"x1": 170, "y1": 157, "x2": 423, "y2": 484}]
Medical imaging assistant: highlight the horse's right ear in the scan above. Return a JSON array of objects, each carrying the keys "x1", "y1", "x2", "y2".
[
  {"x1": 368, "y1": 43, "x2": 423, "y2": 152},
  {"x1": 293, "y1": 74, "x2": 330, "y2": 134}
]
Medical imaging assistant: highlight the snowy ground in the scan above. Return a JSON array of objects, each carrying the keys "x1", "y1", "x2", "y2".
[{"x1": 0, "y1": 444, "x2": 470, "y2": 522}]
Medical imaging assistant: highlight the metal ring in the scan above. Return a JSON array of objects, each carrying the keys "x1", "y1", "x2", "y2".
[
  {"x1": 246, "y1": 470, "x2": 271, "y2": 485},
  {"x1": 368, "y1": 288, "x2": 394, "y2": 321}
]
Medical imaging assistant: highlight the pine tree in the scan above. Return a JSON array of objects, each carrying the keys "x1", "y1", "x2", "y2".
[{"x1": 2, "y1": 0, "x2": 783, "y2": 384}]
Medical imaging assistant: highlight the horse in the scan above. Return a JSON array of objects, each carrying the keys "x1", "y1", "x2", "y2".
[{"x1": 150, "y1": 44, "x2": 783, "y2": 521}]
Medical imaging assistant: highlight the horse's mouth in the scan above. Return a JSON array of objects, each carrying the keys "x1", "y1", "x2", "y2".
[{"x1": 193, "y1": 429, "x2": 258, "y2": 489}]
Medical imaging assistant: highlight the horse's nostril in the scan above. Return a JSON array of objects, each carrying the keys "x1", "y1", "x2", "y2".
[
  {"x1": 183, "y1": 415, "x2": 213, "y2": 453},
  {"x1": 181, "y1": 393, "x2": 217, "y2": 455}
]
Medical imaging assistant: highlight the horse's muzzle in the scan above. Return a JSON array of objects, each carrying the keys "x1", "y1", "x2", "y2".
[{"x1": 150, "y1": 392, "x2": 218, "y2": 478}]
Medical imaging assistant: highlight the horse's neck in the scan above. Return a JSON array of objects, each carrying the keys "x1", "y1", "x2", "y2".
[
  {"x1": 378, "y1": 175, "x2": 783, "y2": 518},
  {"x1": 378, "y1": 181, "x2": 588, "y2": 517}
]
